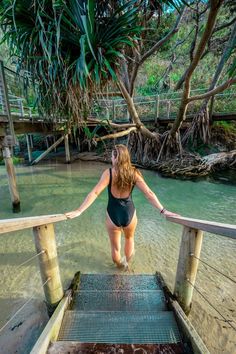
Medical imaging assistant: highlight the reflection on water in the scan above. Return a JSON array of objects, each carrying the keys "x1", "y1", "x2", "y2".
[
  {"x1": 0, "y1": 160, "x2": 235, "y2": 353},
  {"x1": 209, "y1": 168, "x2": 236, "y2": 185}
]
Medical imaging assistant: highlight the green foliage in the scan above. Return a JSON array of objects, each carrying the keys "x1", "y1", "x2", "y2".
[
  {"x1": 0, "y1": 0, "x2": 142, "y2": 120},
  {"x1": 213, "y1": 121, "x2": 236, "y2": 134},
  {"x1": 147, "y1": 74, "x2": 156, "y2": 85},
  {"x1": 137, "y1": 1, "x2": 236, "y2": 95},
  {"x1": 0, "y1": 0, "x2": 188, "y2": 123},
  {"x1": 0, "y1": 156, "x2": 23, "y2": 165}
]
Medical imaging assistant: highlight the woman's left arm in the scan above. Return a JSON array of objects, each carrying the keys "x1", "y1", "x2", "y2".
[
  {"x1": 135, "y1": 172, "x2": 180, "y2": 217},
  {"x1": 65, "y1": 169, "x2": 110, "y2": 219}
]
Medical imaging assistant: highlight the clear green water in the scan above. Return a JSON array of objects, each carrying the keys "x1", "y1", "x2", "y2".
[{"x1": 0, "y1": 161, "x2": 235, "y2": 353}]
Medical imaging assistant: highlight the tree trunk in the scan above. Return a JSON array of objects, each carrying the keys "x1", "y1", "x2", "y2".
[
  {"x1": 171, "y1": 1, "x2": 223, "y2": 136},
  {"x1": 129, "y1": 131, "x2": 161, "y2": 165},
  {"x1": 129, "y1": 8, "x2": 186, "y2": 96},
  {"x1": 117, "y1": 78, "x2": 158, "y2": 140},
  {"x1": 160, "y1": 0, "x2": 223, "y2": 159},
  {"x1": 183, "y1": 21, "x2": 236, "y2": 145}
]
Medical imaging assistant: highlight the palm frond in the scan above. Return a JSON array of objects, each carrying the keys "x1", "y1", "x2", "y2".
[{"x1": 0, "y1": 0, "x2": 188, "y2": 123}]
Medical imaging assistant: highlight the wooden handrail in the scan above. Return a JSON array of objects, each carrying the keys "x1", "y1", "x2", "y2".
[
  {"x1": 0, "y1": 214, "x2": 67, "y2": 235},
  {"x1": 167, "y1": 215, "x2": 236, "y2": 314},
  {"x1": 0, "y1": 210, "x2": 235, "y2": 320},
  {"x1": 166, "y1": 215, "x2": 236, "y2": 239},
  {"x1": 1, "y1": 213, "x2": 235, "y2": 238}
]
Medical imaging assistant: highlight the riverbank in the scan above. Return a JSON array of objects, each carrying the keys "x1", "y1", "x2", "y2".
[{"x1": 75, "y1": 150, "x2": 236, "y2": 183}]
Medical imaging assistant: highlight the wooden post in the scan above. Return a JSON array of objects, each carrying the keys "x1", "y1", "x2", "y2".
[
  {"x1": 105, "y1": 106, "x2": 110, "y2": 120},
  {"x1": 64, "y1": 134, "x2": 71, "y2": 164},
  {"x1": 155, "y1": 95, "x2": 160, "y2": 123},
  {"x1": 0, "y1": 61, "x2": 16, "y2": 145},
  {"x1": 112, "y1": 100, "x2": 115, "y2": 121},
  {"x1": 3, "y1": 146, "x2": 21, "y2": 213},
  {"x1": 26, "y1": 134, "x2": 32, "y2": 163},
  {"x1": 167, "y1": 100, "x2": 171, "y2": 119},
  {"x1": 33, "y1": 223, "x2": 64, "y2": 315},
  {"x1": 19, "y1": 99, "x2": 24, "y2": 117},
  {"x1": 45, "y1": 136, "x2": 49, "y2": 149},
  {"x1": 53, "y1": 135, "x2": 57, "y2": 152},
  {"x1": 77, "y1": 137, "x2": 80, "y2": 153},
  {"x1": 31, "y1": 135, "x2": 64, "y2": 165},
  {"x1": 174, "y1": 226, "x2": 203, "y2": 314},
  {"x1": 29, "y1": 134, "x2": 34, "y2": 148}
]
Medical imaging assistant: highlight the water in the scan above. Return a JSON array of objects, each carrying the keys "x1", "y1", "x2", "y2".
[{"x1": 0, "y1": 160, "x2": 235, "y2": 353}]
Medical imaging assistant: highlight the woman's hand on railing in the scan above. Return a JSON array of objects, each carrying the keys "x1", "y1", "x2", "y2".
[
  {"x1": 162, "y1": 209, "x2": 180, "y2": 218},
  {"x1": 64, "y1": 210, "x2": 82, "y2": 219}
]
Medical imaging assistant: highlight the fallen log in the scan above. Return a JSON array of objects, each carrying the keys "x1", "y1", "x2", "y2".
[
  {"x1": 156, "y1": 150, "x2": 236, "y2": 178},
  {"x1": 72, "y1": 150, "x2": 236, "y2": 179}
]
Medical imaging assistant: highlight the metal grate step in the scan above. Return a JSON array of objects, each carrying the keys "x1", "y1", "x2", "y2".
[
  {"x1": 73, "y1": 290, "x2": 166, "y2": 312},
  {"x1": 79, "y1": 274, "x2": 162, "y2": 291},
  {"x1": 58, "y1": 311, "x2": 181, "y2": 344}
]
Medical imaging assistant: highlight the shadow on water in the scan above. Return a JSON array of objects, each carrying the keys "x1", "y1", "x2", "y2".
[
  {"x1": 157, "y1": 168, "x2": 236, "y2": 186},
  {"x1": 208, "y1": 169, "x2": 236, "y2": 186}
]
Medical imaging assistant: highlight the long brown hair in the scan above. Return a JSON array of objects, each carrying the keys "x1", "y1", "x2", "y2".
[{"x1": 112, "y1": 144, "x2": 139, "y2": 190}]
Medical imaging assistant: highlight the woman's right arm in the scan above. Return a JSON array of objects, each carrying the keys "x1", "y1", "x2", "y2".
[
  {"x1": 65, "y1": 169, "x2": 110, "y2": 219},
  {"x1": 135, "y1": 172, "x2": 179, "y2": 217}
]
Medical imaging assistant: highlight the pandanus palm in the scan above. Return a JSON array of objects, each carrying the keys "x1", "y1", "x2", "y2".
[{"x1": 0, "y1": 0, "x2": 187, "y2": 123}]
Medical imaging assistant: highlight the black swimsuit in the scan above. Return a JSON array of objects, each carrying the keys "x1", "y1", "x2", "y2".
[{"x1": 107, "y1": 168, "x2": 135, "y2": 227}]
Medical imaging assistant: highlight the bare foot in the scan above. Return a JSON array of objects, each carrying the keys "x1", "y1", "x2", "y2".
[{"x1": 116, "y1": 256, "x2": 129, "y2": 271}]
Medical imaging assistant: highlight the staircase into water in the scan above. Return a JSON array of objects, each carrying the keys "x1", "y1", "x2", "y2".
[
  {"x1": 2, "y1": 213, "x2": 233, "y2": 354},
  {"x1": 47, "y1": 274, "x2": 189, "y2": 353}
]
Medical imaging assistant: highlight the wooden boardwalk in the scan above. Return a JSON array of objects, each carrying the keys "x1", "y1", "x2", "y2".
[
  {"x1": 1, "y1": 61, "x2": 236, "y2": 135},
  {"x1": 0, "y1": 111, "x2": 235, "y2": 135}
]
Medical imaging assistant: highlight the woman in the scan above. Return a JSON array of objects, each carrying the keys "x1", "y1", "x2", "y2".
[{"x1": 65, "y1": 144, "x2": 177, "y2": 269}]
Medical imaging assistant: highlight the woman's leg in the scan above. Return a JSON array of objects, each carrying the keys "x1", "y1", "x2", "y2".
[
  {"x1": 123, "y1": 212, "x2": 138, "y2": 262},
  {"x1": 106, "y1": 213, "x2": 122, "y2": 266}
]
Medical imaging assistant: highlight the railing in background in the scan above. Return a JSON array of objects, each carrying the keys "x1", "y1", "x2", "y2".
[
  {"x1": 93, "y1": 85, "x2": 236, "y2": 123},
  {"x1": 0, "y1": 65, "x2": 38, "y2": 118},
  {"x1": 0, "y1": 212, "x2": 235, "y2": 334},
  {"x1": 8, "y1": 96, "x2": 32, "y2": 118},
  {"x1": 1, "y1": 63, "x2": 236, "y2": 123}
]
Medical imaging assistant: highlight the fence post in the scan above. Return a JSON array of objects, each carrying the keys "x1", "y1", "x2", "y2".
[
  {"x1": 0, "y1": 61, "x2": 16, "y2": 145},
  {"x1": 33, "y1": 223, "x2": 64, "y2": 316},
  {"x1": 26, "y1": 134, "x2": 32, "y2": 163},
  {"x1": 3, "y1": 145, "x2": 21, "y2": 212},
  {"x1": 19, "y1": 99, "x2": 24, "y2": 117},
  {"x1": 53, "y1": 135, "x2": 57, "y2": 152},
  {"x1": 45, "y1": 136, "x2": 49, "y2": 149},
  {"x1": 112, "y1": 100, "x2": 116, "y2": 121},
  {"x1": 174, "y1": 226, "x2": 203, "y2": 314},
  {"x1": 64, "y1": 134, "x2": 71, "y2": 164},
  {"x1": 105, "y1": 105, "x2": 110, "y2": 120},
  {"x1": 167, "y1": 100, "x2": 171, "y2": 119},
  {"x1": 155, "y1": 94, "x2": 160, "y2": 123},
  {"x1": 29, "y1": 134, "x2": 34, "y2": 148},
  {"x1": 77, "y1": 137, "x2": 81, "y2": 152}
]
